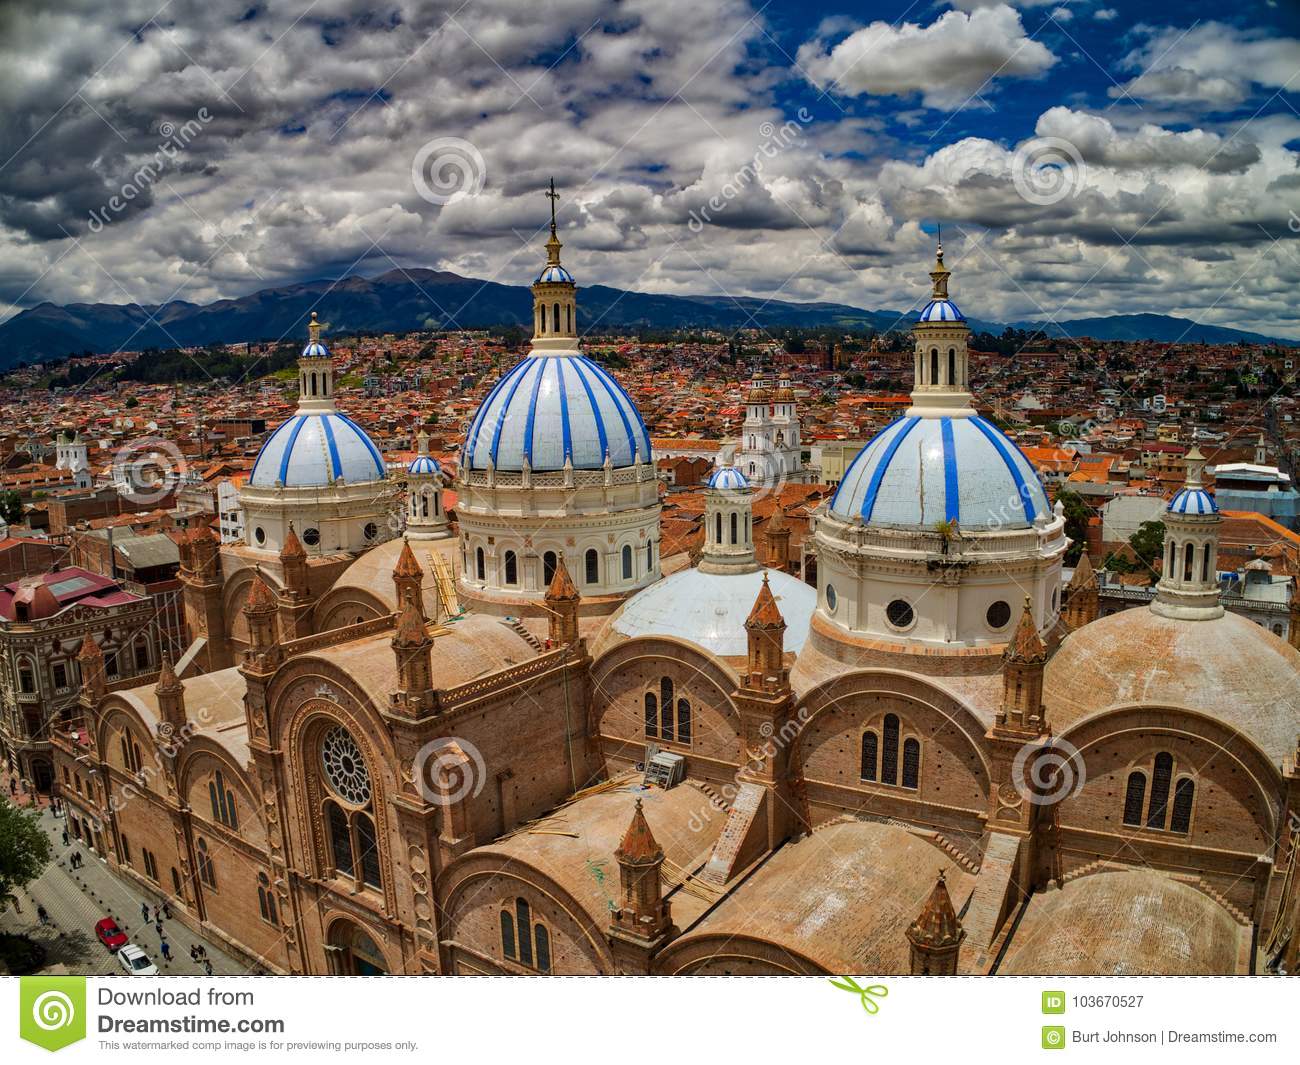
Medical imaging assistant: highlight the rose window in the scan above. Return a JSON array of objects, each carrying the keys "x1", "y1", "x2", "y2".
[{"x1": 321, "y1": 725, "x2": 371, "y2": 806}]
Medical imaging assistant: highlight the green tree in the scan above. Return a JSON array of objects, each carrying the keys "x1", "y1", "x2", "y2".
[
  {"x1": 0, "y1": 489, "x2": 23, "y2": 526},
  {"x1": 0, "y1": 799, "x2": 51, "y2": 913},
  {"x1": 1053, "y1": 489, "x2": 1091, "y2": 565},
  {"x1": 1128, "y1": 520, "x2": 1166, "y2": 570}
]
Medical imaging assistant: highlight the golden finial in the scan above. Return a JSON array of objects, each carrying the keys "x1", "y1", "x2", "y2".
[{"x1": 308, "y1": 310, "x2": 321, "y2": 346}]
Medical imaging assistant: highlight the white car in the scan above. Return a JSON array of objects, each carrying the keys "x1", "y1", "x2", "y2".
[{"x1": 116, "y1": 944, "x2": 159, "y2": 975}]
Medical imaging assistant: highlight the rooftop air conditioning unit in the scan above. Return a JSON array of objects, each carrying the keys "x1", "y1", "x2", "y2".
[{"x1": 643, "y1": 750, "x2": 685, "y2": 790}]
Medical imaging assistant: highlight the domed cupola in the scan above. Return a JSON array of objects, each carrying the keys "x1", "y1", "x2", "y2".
[
  {"x1": 405, "y1": 430, "x2": 451, "y2": 541},
  {"x1": 701, "y1": 465, "x2": 755, "y2": 574},
  {"x1": 809, "y1": 242, "x2": 1067, "y2": 661},
  {"x1": 1153, "y1": 446, "x2": 1222, "y2": 621},
  {"x1": 454, "y1": 180, "x2": 661, "y2": 620},
  {"x1": 240, "y1": 312, "x2": 395, "y2": 556}
]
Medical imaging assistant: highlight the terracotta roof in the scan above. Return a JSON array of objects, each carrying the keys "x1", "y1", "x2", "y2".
[
  {"x1": 393, "y1": 538, "x2": 422, "y2": 580},
  {"x1": 746, "y1": 572, "x2": 785, "y2": 629},
  {"x1": 1007, "y1": 597, "x2": 1047, "y2": 662},
  {"x1": 154, "y1": 654, "x2": 183, "y2": 695},
  {"x1": 906, "y1": 870, "x2": 963, "y2": 948},
  {"x1": 616, "y1": 798, "x2": 663, "y2": 863},
  {"x1": 546, "y1": 557, "x2": 579, "y2": 601},
  {"x1": 1067, "y1": 551, "x2": 1096, "y2": 590},
  {"x1": 245, "y1": 573, "x2": 276, "y2": 613},
  {"x1": 280, "y1": 523, "x2": 306, "y2": 561},
  {"x1": 393, "y1": 597, "x2": 429, "y2": 647}
]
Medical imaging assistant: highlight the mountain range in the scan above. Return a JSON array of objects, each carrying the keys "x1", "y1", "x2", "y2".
[{"x1": 0, "y1": 268, "x2": 1292, "y2": 368}]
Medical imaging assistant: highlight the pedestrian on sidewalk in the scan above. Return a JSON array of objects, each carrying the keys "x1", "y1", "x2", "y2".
[
  {"x1": 160, "y1": 941, "x2": 172, "y2": 963},
  {"x1": 36, "y1": 904, "x2": 49, "y2": 926},
  {"x1": 62, "y1": 829, "x2": 69, "y2": 846},
  {"x1": 155, "y1": 918, "x2": 163, "y2": 936},
  {"x1": 162, "y1": 901, "x2": 173, "y2": 920},
  {"x1": 8, "y1": 778, "x2": 14, "y2": 796},
  {"x1": 141, "y1": 902, "x2": 150, "y2": 922},
  {"x1": 152, "y1": 904, "x2": 161, "y2": 922},
  {"x1": 203, "y1": 958, "x2": 213, "y2": 977},
  {"x1": 189, "y1": 944, "x2": 199, "y2": 963}
]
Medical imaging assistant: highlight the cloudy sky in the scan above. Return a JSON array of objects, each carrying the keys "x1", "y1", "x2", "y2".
[{"x1": 1, "y1": 0, "x2": 1299, "y2": 337}]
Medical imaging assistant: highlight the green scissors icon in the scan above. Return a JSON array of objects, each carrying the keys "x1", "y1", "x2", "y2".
[{"x1": 829, "y1": 977, "x2": 889, "y2": 1014}]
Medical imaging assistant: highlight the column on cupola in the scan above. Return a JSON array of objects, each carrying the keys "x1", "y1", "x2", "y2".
[
  {"x1": 531, "y1": 178, "x2": 578, "y2": 350},
  {"x1": 698, "y1": 468, "x2": 757, "y2": 575},
  {"x1": 297, "y1": 312, "x2": 335, "y2": 412},
  {"x1": 909, "y1": 239, "x2": 974, "y2": 417},
  {"x1": 1152, "y1": 446, "x2": 1224, "y2": 622}
]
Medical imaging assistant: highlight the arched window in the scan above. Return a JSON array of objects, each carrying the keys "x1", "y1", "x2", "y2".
[
  {"x1": 621, "y1": 544, "x2": 632, "y2": 580},
  {"x1": 196, "y1": 838, "x2": 217, "y2": 890},
  {"x1": 901, "y1": 737, "x2": 920, "y2": 789},
  {"x1": 1201, "y1": 544, "x2": 1211, "y2": 582},
  {"x1": 646, "y1": 541, "x2": 653, "y2": 572},
  {"x1": 534, "y1": 924, "x2": 551, "y2": 973},
  {"x1": 584, "y1": 548, "x2": 599, "y2": 585},
  {"x1": 1122, "y1": 771, "x2": 1146, "y2": 826},
  {"x1": 500, "y1": 910, "x2": 517, "y2": 959},
  {"x1": 537, "y1": 306, "x2": 544, "y2": 334},
  {"x1": 210, "y1": 771, "x2": 237, "y2": 829},
  {"x1": 677, "y1": 699, "x2": 692, "y2": 744},
  {"x1": 659, "y1": 677, "x2": 675, "y2": 742},
  {"x1": 730, "y1": 512, "x2": 738, "y2": 544},
  {"x1": 515, "y1": 899, "x2": 534, "y2": 966},
  {"x1": 504, "y1": 550, "x2": 518, "y2": 586},
  {"x1": 420, "y1": 491, "x2": 430, "y2": 519},
  {"x1": 310, "y1": 372, "x2": 318, "y2": 396},
  {"x1": 475, "y1": 547, "x2": 486, "y2": 581},
  {"x1": 1170, "y1": 778, "x2": 1195, "y2": 834},
  {"x1": 355, "y1": 812, "x2": 382, "y2": 889},
  {"x1": 860, "y1": 731, "x2": 878, "y2": 781},
  {"x1": 948, "y1": 348, "x2": 956, "y2": 385},
  {"x1": 552, "y1": 302, "x2": 560, "y2": 333},
  {"x1": 715, "y1": 512, "x2": 723, "y2": 544},
  {"x1": 566, "y1": 304, "x2": 572, "y2": 335},
  {"x1": 543, "y1": 551, "x2": 558, "y2": 586},
  {"x1": 1147, "y1": 752, "x2": 1174, "y2": 829},
  {"x1": 644, "y1": 693, "x2": 658, "y2": 737},
  {"x1": 881, "y1": 713, "x2": 900, "y2": 785},
  {"x1": 134, "y1": 634, "x2": 150, "y2": 671},
  {"x1": 326, "y1": 800, "x2": 354, "y2": 878},
  {"x1": 930, "y1": 349, "x2": 939, "y2": 385},
  {"x1": 1183, "y1": 542, "x2": 1195, "y2": 582},
  {"x1": 257, "y1": 872, "x2": 278, "y2": 925}
]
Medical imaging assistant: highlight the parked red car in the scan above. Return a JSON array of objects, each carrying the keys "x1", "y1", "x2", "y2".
[{"x1": 95, "y1": 917, "x2": 128, "y2": 952}]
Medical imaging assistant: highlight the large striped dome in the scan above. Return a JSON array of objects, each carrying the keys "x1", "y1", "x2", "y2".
[
  {"x1": 462, "y1": 353, "x2": 651, "y2": 472},
  {"x1": 829, "y1": 414, "x2": 1049, "y2": 530},
  {"x1": 918, "y1": 298, "x2": 965, "y2": 323},
  {"x1": 250, "y1": 412, "x2": 387, "y2": 488}
]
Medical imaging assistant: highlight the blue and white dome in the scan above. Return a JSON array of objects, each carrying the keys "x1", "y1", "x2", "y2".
[
  {"x1": 461, "y1": 353, "x2": 651, "y2": 471},
  {"x1": 250, "y1": 412, "x2": 387, "y2": 488},
  {"x1": 1168, "y1": 488, "x2": 1217, "y2": 515},
  {"x1": 301, "y1": 340, "x2": 330, "y2": 358},
  {"x1": 707, "y1": 466, "x2": 749, "y2": 490},
  {"x1": 829, "y1": 414, "x2": 1050, "y2": 530},
  {"x1": 918, "y1": 298, "x2": 965, "y2": 323},
  {"x1": 407, "y1": 454, "x2": 441, "y2": 476},
  {"x1": 537, "y1": 264, "x2": 574, "y2": 284}
]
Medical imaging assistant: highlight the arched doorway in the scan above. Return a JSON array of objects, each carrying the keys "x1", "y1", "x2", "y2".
[{"x1": 326, "y1": 920, "x2": 388, "y2": 975}]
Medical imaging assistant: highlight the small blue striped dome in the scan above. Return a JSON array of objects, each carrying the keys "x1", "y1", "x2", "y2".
[
  {"x1": 251, "y1": 412, "x2": 387, "y2": 487},
  {"x1": 537, "y1": 264, "x2": 574, "y2": 284},
  {"x1": 301, "y1": 341, "x2": 330, "y2": 358},
  {"x1": 707, "y1": 466, "x2": 749, "y2": 490},
  {"x1": 918, "y1": 299, "x2": 965, "y2": 323},
  {"x1": 462, "y1": 353, "x2": 651, "y2": 471},
  {"x1": 407, "y1": 455, "x2": 441, "y2": 476},
  {"x1": 830, "y1": 415, "x2": 1049, "y2": 530},
  {"x1": 1168, "y1": 488, "x2": 1217, "y2": 515}
]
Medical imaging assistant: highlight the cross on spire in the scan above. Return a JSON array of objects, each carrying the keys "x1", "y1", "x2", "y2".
[{"x1": 545, "y1": 177, "x2": 560, "y2": 236}]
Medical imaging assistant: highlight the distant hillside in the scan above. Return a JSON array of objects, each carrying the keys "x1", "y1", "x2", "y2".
[
  {"x1": 1014, "y1": 312, "x2": 1293, "y2": 347},
  {"x1": 0, "y1": 268, "x2": 1292, "y2": 367}
]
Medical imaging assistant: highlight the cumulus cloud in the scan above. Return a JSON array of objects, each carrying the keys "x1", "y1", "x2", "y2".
[
  {"x1": 1093, "y1": 8, "x2": 1118, "y2": 20},
  {"x1": 796, "y1": 5, "x2": 1057, "y2": 110}
]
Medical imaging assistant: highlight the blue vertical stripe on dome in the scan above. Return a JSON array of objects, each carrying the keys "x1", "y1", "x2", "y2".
[
  {"x1": 940, "y1": 417, "x2": 960, "y2": 524},
  {"x1": 276, "y1": 416, "x2": 309, "y2": 485},
  {"x1": 829, "y1": 420, "x2": 897, "y2": 512},
  {"x1": 252, "y1": 416, "x2": 295, "y2": 482},
  {"x1": 336, "y1": 413, "x2": 387, "y2": 477},
  {"x1": 465, "y1": 359, "x2": 526, "y2": 467},
  {"x1": 569, "y1": 358, "x2": 609, "y2": 462},
  {"x1": 578, "y1": 355, "x2": 638, "y2": 463},
  {"x1": 320, "y1": 414, "x2": 343, "y2": 480},
  {"x1": 861, "y1": 417, "x2": 921, "y2": 521},
  {"x1": 556, "y1": 358, "x2": 573, "y2": 462},
  {"x1": 582, "y1": 354, "x2": 651, "y2": 460},
  {"x1": 522, "y1": 357, "x2": 548, "y2": 465},
  {"x1": 489, "y1": 358, "x2": 537, "y2": 468},
  {"x1": 970, "y1": 416, "x2": 1038, "y2": 523}
]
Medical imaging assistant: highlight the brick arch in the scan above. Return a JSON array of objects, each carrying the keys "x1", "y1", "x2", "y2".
[
  {"x1": 438, "y1": 852, "x2": 617, "y2": 974},
  {"x1": 654, "y1": 932, "x2": 829, "y2": 975},
  {"x1": 321, "y1": 910, "x2": 400, "y2": 975},
  {"x1": 94, "y1": 700, "x2": 162, "y2": 794},
  {"x1": 590, "y1": 636, "x2": 744, "y2": 781},
  {"x1": 176, "y1": 742, "x2": 267, "y2": 850},
  {"x1": 311, "y1": 586, "x2": 389, "y2": 633},
  {"x1": 1055, "y1": 702, "x2": 1285, "y2": 846},
  {"x1": 221, "y1": 567, "x2": 282, "y2": 646},
  {"x1": 792, "y1": 669, "x2": 992, "y2": 828}
]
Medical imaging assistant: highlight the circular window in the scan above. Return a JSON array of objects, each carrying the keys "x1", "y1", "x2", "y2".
[
  {"x1": 363, "y1": 522, "x2": 378, "y2": 542},
  {"x1": 302, "y1": 527, "x2": 321, "y2": 547},
  {"x1": 825, "y1": 584, "x2": 838, "y2": 614},
  {"x1": 986, "y1": 600, "x2": 1012, "y2": 629},
  {"x1": 886, "y1": 599, "x2": 914, "y2": 629},
  {"x1": 253, "y1": 526, "x2": 266, "y2": 545},
  {"x1": 321, "y1": 725, "x2": 371, "y2": 806}
]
